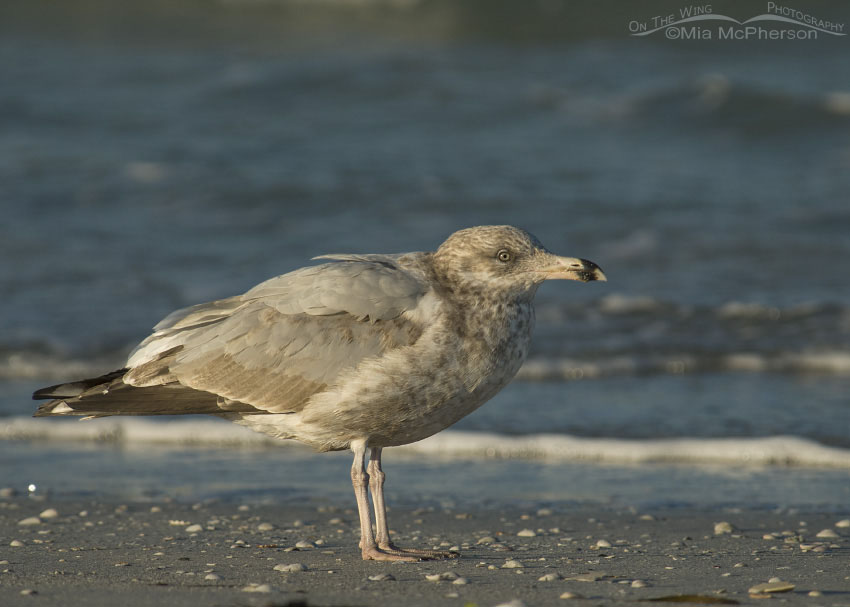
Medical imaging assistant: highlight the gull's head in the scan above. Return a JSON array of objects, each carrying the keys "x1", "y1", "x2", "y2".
[{"x1": 433, "y1": 225, "x2": 606, "y2": 298}]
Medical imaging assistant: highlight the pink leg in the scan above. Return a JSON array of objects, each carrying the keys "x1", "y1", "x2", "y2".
[
  {"x1": 350, "y1": 440, "x2": 416, "y2": 562},
  {"x1": 367, "y1": 447, "x2": 458, "y2": 560}
]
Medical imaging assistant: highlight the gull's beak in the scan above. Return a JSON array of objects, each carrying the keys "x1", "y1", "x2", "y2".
[{"x1": 537, "y1": 255, "x2": 607, "y2": 283}]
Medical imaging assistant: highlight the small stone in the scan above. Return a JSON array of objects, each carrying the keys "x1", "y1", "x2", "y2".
[
  {"x1": 493, "y1": 601, "x2": 527, "y2": 607},
  {"x1": 502, "y1": 559, "x2": 523, "y2": 569},
  {"x1": 150, "y1": 506, "x2": 161, "y2": 513},
  {"x1": 257, "y1": 522, "x2": 274, "y2": 531},
  {"x1": 517, "y1": 529, "x2": 536, "y2": 537},
  {"x1": 815, "y1": 529, "x2": 838, "y2": 538},
  {"x1": 452, "y1": 577, "x2": 469, "y2": 585},
  {"x1": 564, "y1": 572, "x2": 605, "y2": 582},
  {"x1": 294, "y1": 540, "x2": 315, "y2": 549},
  {"x1": 20, "y1": 589, "x2": 37, "y2": 596},
  {"x1": 242, "y1": 583, "x2": 273, "y2": 593},
  {"x1": 560, "y1": 591, "x2": 584, "y2": 599},
  {"x1": 714, "y1": 521, "x2": 734, "y2": 535},
  {"x1": 749, "y1": 580, "x2": 795, "y2": 594},
  {"x1": 808, "y1": 590, "x2": 822, "y2": 597},
  {"x1": 425, "y1": 573, "x2": 442, "y2": 582},
  {"x1": 39, "y1": 508, "x2": 59, "y2": 519},
  {"x1": 835, "y1": 519, "x2": 850, "y2": 528},
  {"x1": 0, "y1": 487, "x2": 18, "y2": 498},
  {"x1": 185, "y1": 524, "x2": 203, "y2": 533},
  {"x1": 274, "y1": 563, "x2": 307, "y2": 572},
  {"x1": 638, "y1": 514, "x2": 655, "y2": 521},
  {"x1": 596, "y1": 539, "x2": 612, "y2": 548},
  {"x1": 631, "y1": 579, "x2": 647, "y2": 588},
  {"x1": 538, "y1": 572, "x2": 561, "y2": 582},
  {"x1": 733, "y1": 562, "x2": 746, "y2": 568},
  {"x1": 477, "y1": 536, "x2": 498, "y2": 545},
  {"x1": 10, "y1": 540, "x2": 25, "y2": 547},
  {"x1": 18, "y1": 517, "x2": 41, "y2": 526},
  {"x1": 205, "y1": 573, "x2": 221, "y2": 581},
  {"x1": 368, "y1": 573, "x2": 395, "y2": 582},
  {"x1": 537, "y1": 508, "x2": 553, "y2": 516},
  {"x1": 762, "y1": 534, "x2": 776, "y2": 540}
]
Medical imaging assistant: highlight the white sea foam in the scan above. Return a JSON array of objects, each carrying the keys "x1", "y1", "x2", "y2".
[
  {"x1": 405, "y1": 432, "x2": 850, "y2": 468},
  {"x1": 3, "y1": 417, "x2": 849, "y2": 469}
]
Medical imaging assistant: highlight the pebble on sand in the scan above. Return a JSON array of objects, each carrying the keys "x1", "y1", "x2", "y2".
[
  {"x1": 836, "y1": 519, "x2": 850, "y2": 528},
  {"x1": 257, "y1": 522, "x2": 275, "y2": 531},
  {"x1": 185, "y1": 524, "x2": 203, "y2": 533},
  {"x1": 367, "y1": 573, "x2": 395, "y2": 582},
  {"x1": 595, "y1": 539, "x2": 612, "y2": 548},
  {"x1": 39, "y1": 508, "x2": 59, "y2": 519},
  {"x1": 204, "y1": 573, "x2": 221, "y2": 581},
  {"x1": 502, "y1": 559, "x2": 524, "y2": 569},
  {"x1": 815, "y1": 528, "x2": 838, "y2": 538},
  {"x1": 274, "y1": 563, "x2": 307, "y2": 572},
  {"x1": 18, "y1": 517, "x2": 41, "y2": 526},
  {"x1": 749, "y1": 580, "x2": 795, "y2": 594},
  {"x1": 425, "y1": 571, "x2": 459, "y2": 582},
  {"x1": 538, "y1": 573, "x2": 562, "y2": 582},
  {"x1": 10, "y1": 539, "x2": 25, "y2": 547},
  {"x1": 714, "y1": 521, "x2": 734, "y2": 535},
  {"x1": 564, "y1": 572, "x2": 606, "y2": 582},
  {"x1": 242, "y1": 583, "x2": 274, "y2": 593},
  {"x1": 560, "y1": 591, "x2": 584, "y2": 599},
  {"x1": 517, "y1": 529, "x2": 536, "y2": 537}
]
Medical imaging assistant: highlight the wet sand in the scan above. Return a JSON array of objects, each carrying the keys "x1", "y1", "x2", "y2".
[{"x1": 1, "y1": 494, "x2": 848, "y2": 606}]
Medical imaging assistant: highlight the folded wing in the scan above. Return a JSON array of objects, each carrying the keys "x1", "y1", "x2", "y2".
[{"x1": 34, "y1": 257, "x2": 429, "y2": 417}]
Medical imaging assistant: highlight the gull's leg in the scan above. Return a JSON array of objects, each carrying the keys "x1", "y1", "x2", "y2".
[
  {"x1": 367, "y1": 447, "x2": 459, "y2": 560},
  {"x1": 351, "y1": 439, "x2": 415, "y2": 562}
]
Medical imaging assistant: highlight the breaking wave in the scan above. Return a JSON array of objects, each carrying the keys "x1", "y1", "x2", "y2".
[{"x1": 3, "y1": 417, "x2": 850, "y2": 469}]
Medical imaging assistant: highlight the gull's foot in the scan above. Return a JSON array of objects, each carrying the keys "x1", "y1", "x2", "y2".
[
  {"x1": 361, "y1": 545, "x2": 419, "y2": 562},
  {"x1": 378, "y1": 542, "x2": 460, "y2": 560}
]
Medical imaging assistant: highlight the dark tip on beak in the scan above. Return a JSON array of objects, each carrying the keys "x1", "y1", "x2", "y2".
[
  {"x1": 573, "y1": 259, "x2": 607, "y2": 282},
  {"x1": 538, "y1": 255, "x2": 607, "y2": 282}
]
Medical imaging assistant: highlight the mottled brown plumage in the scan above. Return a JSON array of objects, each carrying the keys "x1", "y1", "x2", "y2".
[{"x1": 33, "y1": 225, "x2": 605, "y2": 561}]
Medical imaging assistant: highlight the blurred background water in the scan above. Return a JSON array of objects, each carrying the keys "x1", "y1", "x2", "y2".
[{"x1": 1, "y1": 0, "x2": 849, "y2": 508}]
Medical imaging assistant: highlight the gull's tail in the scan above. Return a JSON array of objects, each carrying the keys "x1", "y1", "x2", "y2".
[{"x1": 32, "y1": 369, "x2": 258, "y2": 418}]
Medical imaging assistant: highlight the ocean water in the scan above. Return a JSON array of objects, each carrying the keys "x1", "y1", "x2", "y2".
[{"x1": 1, "y1": 0, "x2": 849, "y2": 509}]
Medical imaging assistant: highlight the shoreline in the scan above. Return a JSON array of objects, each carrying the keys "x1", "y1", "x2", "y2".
[{"x1": 2, "y1": 495, "x2": 848, "y2": 606}]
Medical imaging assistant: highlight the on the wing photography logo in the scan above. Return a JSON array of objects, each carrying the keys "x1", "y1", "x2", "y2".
[{"x1": 628, "y1": 2, "x2": 846, "y2": 40}]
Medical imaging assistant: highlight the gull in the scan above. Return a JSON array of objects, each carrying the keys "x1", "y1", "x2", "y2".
[{"x1": 34, "y1": 225, "x2": 605, "y2": 561}]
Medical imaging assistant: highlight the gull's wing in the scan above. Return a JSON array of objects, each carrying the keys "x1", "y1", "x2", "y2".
[{"x1": 122, "y1": 257, "x2": 429, "y2": 414}]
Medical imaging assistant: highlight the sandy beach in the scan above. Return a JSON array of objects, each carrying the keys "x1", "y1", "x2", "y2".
[{"x1": 2, "y1": 493, "x2": 848, "y2": 606}]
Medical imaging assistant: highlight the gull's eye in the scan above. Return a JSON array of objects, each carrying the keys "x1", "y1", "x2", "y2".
[{"x1": 496, "y1": 249, "x2": 511, "y2": 263}]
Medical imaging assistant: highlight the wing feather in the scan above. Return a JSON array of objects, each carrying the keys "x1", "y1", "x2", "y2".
[{"x1": 125, "y1": 258, "x2": 429, "y2": 414}]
